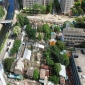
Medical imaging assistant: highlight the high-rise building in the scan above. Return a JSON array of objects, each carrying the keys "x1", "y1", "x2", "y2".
[
  {"x1": 22, "y1": 0, "x2": 52, "y2": 9},
  {"x1": 59, "y1": 0, "x2": 74, "y2": 14}
]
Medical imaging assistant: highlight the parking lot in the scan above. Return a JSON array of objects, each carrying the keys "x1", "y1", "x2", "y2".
[{"x1": 73, "y1": 49, "x2": 85, "y2": 84}]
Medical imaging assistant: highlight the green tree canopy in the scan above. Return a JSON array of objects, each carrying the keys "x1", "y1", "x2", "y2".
[
  {"x1": 33, "y1": 69, "x2": 39, "y2": 80},
  {"x1": 4, "y1": 58, "x2": 15, "y2": 72},
  {"x1": 37, "y1": 33, "x2": 42, "y2": 41},
  {"x1": 11, "y1": 39, "x2": 21, "y2": 55},
  {"x1": 13, "y1": 26, "x2": 21, "y2": 36},
  {"x1": 49, "y1": 75, "x2": 59, "y2": 84},
  {"x1": 81, "y1": 0, "x2": 85, "y2": 11},
  {"x1": 0, "y1": 6, "x2": 5, "y2": 19},
  {"x1": 54, "y1": 26, "x2": 60, "y2": 32},
  {"x1": 17, "y1": 13, "x2": 24, "y2": 27},
  {"x1": 46, "y1": 2, "x2": 53, "y2": 13},
  {"x1": 24, "y1": 16, "x2": 30, "y2": 25},
  {"x1": 62, "y1": 53, "x2": 69, "y2": 67},
  {"x1": 53, "y1": 63, "x2": 61, "y2": 75},
  {"x1": 57, "y1": 40, "x2": 65, "y2": 51}
]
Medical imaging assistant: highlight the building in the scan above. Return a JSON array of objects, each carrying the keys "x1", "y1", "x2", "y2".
[
  {"x1": 14, "y1": 58, "x2": 24, "y2": 75},
  {"x1": 22, "y1": 0, "x2": 52, "y2": 9},
  {"x1": 63, "y1": 28, "x2": 85, "y2": 46},
  {"x1": 59, "y1": 64, "x2": 66, "y2": 85},
  {"x1": 70, "y1": 49, "x2": 85, "y2": 85},
  {"x1": 49, "y1": 39, "x2": 57, "y2": 46},
  {"x1": 59, "y1": 0, "x2": 74, "y2": 14},
  {"x1": 0, "y1": 63, "x2": 6, "y2": 85}
]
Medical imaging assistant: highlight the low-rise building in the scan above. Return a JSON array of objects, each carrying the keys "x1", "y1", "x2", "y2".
[
  {"x1": 63, "y1": 28, "x2": 85, "y2": 46},
  {"x1": 59, "y1": 64, "x2": 66, "y2": 85},
  {"x1": 14, "y1": 58, "x2": 24, "y2": 75},
  {"x1": 49, "y1": 39, "x2": 57, "y2": 46},
  {"x1": 25, "y1": 67, "x2": 34, "y2": 78}
]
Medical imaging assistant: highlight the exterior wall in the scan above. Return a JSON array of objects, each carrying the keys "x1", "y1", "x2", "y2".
[
  {"x1": 22, "y1": 0, "x2": 52, "y2": 9},
  {"x1": 63, "y1": 28, "x2": 85, "y2": 46},
  {"x1": 60, "y1": 0, "x2": 74, "y2": 14},
  {"x1": 70, "y1": 56, "x2": 81, "y2": 85}
]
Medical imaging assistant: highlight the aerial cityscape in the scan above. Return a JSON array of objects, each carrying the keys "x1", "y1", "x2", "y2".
[{"x1": 0, "y1": 0, "x2": 85, "y2": 85}]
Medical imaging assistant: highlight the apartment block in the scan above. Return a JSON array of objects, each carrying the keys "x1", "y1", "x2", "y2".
[
  {"x1": 63, "y1": 28, "x2": 85, "y2": 46},
  {"x1": 22, "y1": 0, "x2": 52, "y2": 9},
  {"x1": 59, "y1": 0, "x2": 74, "y2": 14}
]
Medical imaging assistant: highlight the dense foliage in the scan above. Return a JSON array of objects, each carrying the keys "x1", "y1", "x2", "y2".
[
  {"x1": 11, "y1": 39, "x2": 21, "y2": 55},
  {"x1": 4, "y1": 58, "x2": 15, "y2": 72},
  {"x1": 71, "y1": 1, "x2": 84, "y2": 16},
  {"x1": 13, "y1": 26, "x2": 21, "y2": 36},
  {"x1": 49, "y1": 75, "x2": 59, "y2": 84},
  {"x1": 0, "y1": 6, "x2": 5, "y2": 19},
  {"x1": 33, "y1": 69, "x2": 39, "y2": 80}
]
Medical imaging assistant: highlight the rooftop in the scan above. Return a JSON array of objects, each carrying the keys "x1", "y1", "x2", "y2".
[
  {"x1": 23, "y1": 48, "x2": 32, "y2": 61},
  {"x1": 63, "y1": 28, "x2": 85, "y2": 34},
  {"x1": 73, "y1": 49, "x2": 85, "y2": 84}
]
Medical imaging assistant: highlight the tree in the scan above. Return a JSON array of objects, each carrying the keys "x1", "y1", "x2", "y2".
[
  {"x1": 24, "y1": 16, "x2": 30, "y2": 25},
  {"x1": 33, "y1": 69, "x2": 39, "y2": 80},
  {"x1": 62, "y1": 53, "x2": 69, "y2": 67},
  {"x1": 53, "y1": 63, "x2": 61, "y2": 75},
  {"x1": 50, "y1": 45, "x2": 61, "y2": 62},
  {"x1": 13, "y1": 26, "x2": 21, "y2": 36},
  {"x1": 54, "y1": 0, "x2": 60, "y2": 12},
  {"x1": 46, "y1": 1, "x2": 53, "y2": 13},
  {"x1": 37, "y1": 33, "x2": 42, "y2": 41},
  {"x1": 17, "y1": 13, "x2": 24, "y2": 27},
  {"x1": 46, "y1": 56, "x2": 54, "y2": 66},
  {"x1": 11, "y1": 39, "x2": 21, "y2": 55},
  {"x1": 33, "y1": 4, "x2": 39, "y2": 10},
  {"x1": 71, "y1": 8, "x2": 78, "y2": 15},
  {"x1": 15, "y1": 22, "x2": 21, "y2": 27},
  {"x1": 0, "y1": 6, "x2": 5, "y2": 19},
  {"x1": 25, "y1": 24, "x2": 31, "y2": 32},
  {"x1": 74, "y1": 2, "x2": 81, "y2": 8},
  {"x1": 81, "y1": 0, "x2": 85, "y2": 11},
  {"x1": 54, "y1": 26, "x2": 60, "y2": 32},
  {"x1": 49, "y1": 75, "x2": 59, "y2": 84},
  {"x1": 27, "y1": 29, "x2": 36, "y2": 40},
  {"x1": 40, "y1": 5, "x2": 46, "y2": 14},
  {"x1": 57, "y1": 40, "x2": 65, "y2": 51},
  {"x1": 37, "y1": 26, "x2": 43, "y2": 32},
  {"x1": 77, "y1": 7, "x2": 84, "y2": 15},
  {"x1": 4, "y1": 58, "x2": 15, "y2": 72}
]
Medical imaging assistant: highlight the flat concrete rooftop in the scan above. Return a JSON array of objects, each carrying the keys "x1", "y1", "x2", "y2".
[{"x1": 73, "y1": 49, "x2": 85, "y2": 84}]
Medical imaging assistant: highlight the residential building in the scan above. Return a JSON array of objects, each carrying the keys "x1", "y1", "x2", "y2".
[
  {"x1": 14, "y1": 58, "x2": 24, "y2": 75},
  {"x1": 25, "y1": 67, "x2": 34, "y2": 78},
  {"x1": 63, "y1": 28, "x2": 85, "y2": 46},
  {"x1": 22, "y1": 0, "x2": 52, "y2": 9},
  {"x1": 59, "y1": 0, "x2": 74, "y2": 14}
]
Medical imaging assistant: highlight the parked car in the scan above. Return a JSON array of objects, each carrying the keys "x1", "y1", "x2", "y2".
[
  {"x1": 81, "y1": 50, "x2": 85, "y2": 54},
  {"x1": 78, "y1": 69, "x2": 82, "y2": 72},
  {"x1": 6, "y1": 48, "x2": 9, "y2": 52},
  {"x1": 74, "y1": 55, "x2": 78, "y2": 58},
  {"x1": 77, "y1": 66, "x2": 81, "y2": 69},
  {"x1": 9, "y1": 42, "x2": 11, "y2": 46}
]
